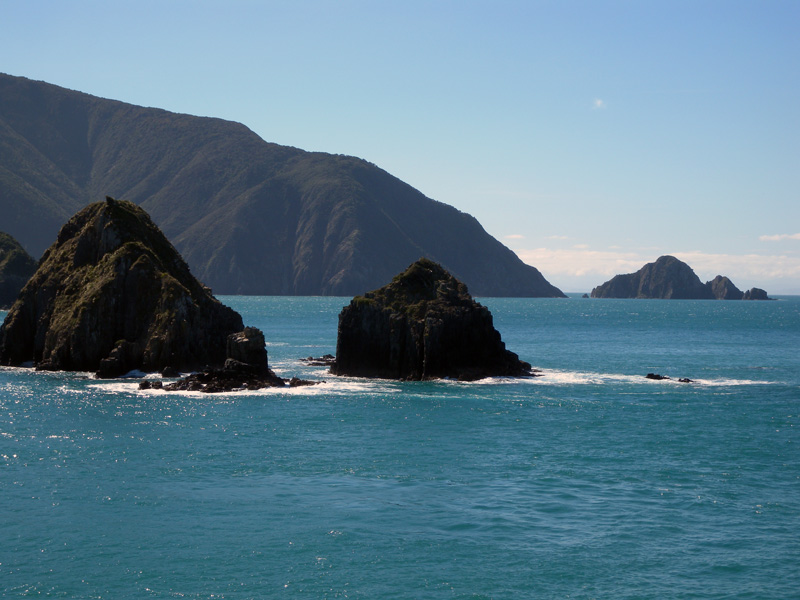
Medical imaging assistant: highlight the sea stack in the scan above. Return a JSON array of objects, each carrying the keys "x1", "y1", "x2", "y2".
[
  {"x1": 330, "y1": 258, "x2": 533, "y2": 381},
  {"x1": 0, "y1": 232, "x2": 37, "y2": 309},
  {"x1": 0, "y1": 197, "x2": 244, "y2": 376}
]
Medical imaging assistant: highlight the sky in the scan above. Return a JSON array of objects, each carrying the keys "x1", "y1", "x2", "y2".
[{"x1": 2, "y1": 0, "x2": 799, "y2": 293}]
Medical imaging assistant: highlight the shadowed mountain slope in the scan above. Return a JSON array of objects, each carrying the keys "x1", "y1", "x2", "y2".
[
  {"x1": 0, "y1": 73, "x2": 564, "y2": 297},
  {"x1": 0, "y1": 231, "x2": 36, "y2": 308}
]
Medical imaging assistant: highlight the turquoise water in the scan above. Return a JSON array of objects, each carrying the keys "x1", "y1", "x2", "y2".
[{"x1": 1, "y1": 296, "x2": 799, "y2": 598}]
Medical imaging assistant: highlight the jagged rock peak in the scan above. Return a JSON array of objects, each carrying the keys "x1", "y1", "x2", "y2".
[
  {"x1": 707, "y1": 275, "x2": 743, "y2": 300},
  {"x1": 330, "y1": 258, "x2": 533, "y2": 381},
  {"x1": 0, "y1": 231, "x2": 37, "y2": 309},
  {"x1": 0, "y1": 198, "x2": 244, "y2": 375}
]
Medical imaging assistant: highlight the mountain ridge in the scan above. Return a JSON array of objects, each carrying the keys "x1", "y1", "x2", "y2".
[{"x1": 0, "y1": 73, "x2": 564, "y2": 297}]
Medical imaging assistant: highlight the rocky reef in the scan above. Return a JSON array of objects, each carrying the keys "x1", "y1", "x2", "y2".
[
  {"x1": 330, "y1": 258, "x2": 533, "y2": 381},
  {"x1": 0, "y1": 197, "x2": 244, "y2": 375},
  {"x1": 145, "y1": 327, "x2": 316, "y2": 393},
  {"x1": 0, "y1": 232, "x2": 37, "y2": 309},
  {"x1": 591, "y1": 256, "x2": 771, "y2": 300}
]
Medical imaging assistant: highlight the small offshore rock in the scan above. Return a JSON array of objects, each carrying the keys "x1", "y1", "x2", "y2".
[
  {"x1": 645, "y1": 373, "x2": 670, "y2": 380},
  {"x1": 139, "y1": 380, "x2": 163, "y2": 390},
  {"x1": 300, "y1": 354, "x2": 336, "y2": 366},
  {"x1": 162, "y1": 327, "x2": 320, "y2": 393},
  {"x1": 743, "y1": 287, "x2": 771, "y2": 300}
]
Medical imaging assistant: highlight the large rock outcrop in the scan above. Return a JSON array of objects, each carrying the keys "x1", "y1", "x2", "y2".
[
  {"x1": 0, "y1": 72, "x2": 564, "y2": 298},
  {"x1": 590, "y1": 256, "x2": 771, "y2": 300},
  {"x1": 0, "y1": 198, "x2": 244, "y2": 375},
  {"x1": 0, "y1": 232, "x2": 37, "y2": 309},
  {"x1": 591, "y1": 256, "x2": 714, "y2": 299},
  {"x1": 330, "y1": 258, "x2": 532, "y2": 381}
]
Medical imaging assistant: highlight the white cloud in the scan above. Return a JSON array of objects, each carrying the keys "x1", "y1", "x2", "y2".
[
  {"x1": 504, "y1": 234, "x2": 525, "y2": 240},
  {"x1": 593, "y1": 98, "x2": 606, "y2": 110},
  {"x1": 759, "y1": 233, "x2": 800, "y2": 242}
]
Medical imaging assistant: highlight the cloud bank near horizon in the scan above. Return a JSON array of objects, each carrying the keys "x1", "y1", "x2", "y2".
[
  {"x1": 515, "y1": 247, "x2": 800, "y2": 293},
  {"x1": 760, "y1": 233, "x2": 800, "y2": 242}
]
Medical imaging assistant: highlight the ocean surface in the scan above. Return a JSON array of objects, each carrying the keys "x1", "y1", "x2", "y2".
[{"x1": 2, "y1": 295, "x2": 798, "y2": 599}]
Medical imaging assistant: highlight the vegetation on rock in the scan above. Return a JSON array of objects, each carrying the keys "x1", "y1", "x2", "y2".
[
  {"x1": 331, "y1": 258, "x2": 534, "y2": 381},
  {"x1": 0, "y1": 198, "x2": 243, "y2": 375}
]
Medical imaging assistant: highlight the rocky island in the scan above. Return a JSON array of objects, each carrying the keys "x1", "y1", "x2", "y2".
[
  {"x1": 330, "y1": 258, "x2": 534, "y2": 381},
  {"x1": 0, "y1": 232, "x2": 37, "y2": 309},
  {"x1": 590, "y1": 255, "x2": 771, "y2": 300},
  {"x1": 0, "y1": 197, "x2": 245, "y2": 376}
]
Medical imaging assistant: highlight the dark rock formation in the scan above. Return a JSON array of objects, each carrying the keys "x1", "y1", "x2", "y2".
[
  {"x1": 330, "y1": 258, "x2": 533, "y2": 381},
  {"x1": 0, "y1": 72, "x2": 564, "y2": 298},
  {"x1": 225, "y1": 327, "x2": 270, "y2": 376},
  {"x1": 591, "y1": 256, "x2": 771, "y2": 300},
  {"x1": 0, "y1": 198, "x2": 244, "y2": 375},
  {"x1": 645, "y1": 373, "x2": 670, "y2": 380},
  {"x1": 645, "y1": 373, "x2": 694, "y2": 383},
  {"x1": 0, "y1": 232, "x2": 37, "y2": 309},
  {"x1": 743, "y1": 287, "x2": 771, "y2": 300},
  {"x1": 300, "y1": 354, "x2": 336, "y2": 367},
  {"x1": 591, "y1": 256, "x2": 714, "y2": 299},
  {"x1": 707, "y1": 275, "x2": 743, "y2": 300},
  {"x1": 147, "y1": 327, "x2": 318, "y2": 393}
]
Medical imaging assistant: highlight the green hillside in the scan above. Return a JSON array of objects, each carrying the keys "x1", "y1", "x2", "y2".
[{"x1": 0, "y1": 73, "x2": 564, "y2": 297}]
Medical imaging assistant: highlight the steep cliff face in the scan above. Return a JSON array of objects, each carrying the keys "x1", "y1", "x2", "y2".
[
  {"x1": 331, "y1": 259, "x2": 532, "y2": 381},
  {"x1": 0, "y1": 198, "x2": 243, "y2": 375},
  {"x1": 707, "y1": 275, "x2": 744, "y2": 300},
  {"x1": 0, "y1": 231, "x2": 37, "y2": 308},
  {"x1": 0, "y1": 73, "x2": 564, "y2": 298}
]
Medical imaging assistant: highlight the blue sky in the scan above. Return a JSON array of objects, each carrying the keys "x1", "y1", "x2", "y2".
[{"x1": 2, "y1": 0, "x2": 799, "y2": 292}]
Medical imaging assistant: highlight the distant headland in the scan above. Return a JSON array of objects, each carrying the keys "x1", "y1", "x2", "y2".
[{"x1": 590, "y1": 255, "x2": 771, "y2": 300}]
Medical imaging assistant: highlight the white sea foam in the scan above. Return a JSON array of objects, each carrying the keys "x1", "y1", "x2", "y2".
[
  {"x1": 87, "y1": 372, "x2": 401, "y2": 398},
  {"x1": 448, "y1": 369, "x2": 775, "y2": 388}
]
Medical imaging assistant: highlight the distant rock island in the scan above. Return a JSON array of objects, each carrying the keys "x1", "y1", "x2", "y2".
[
  {"x1": 0, "y1": 73, "x2": 564, "y2": 298},
  {"x1": 0, "y1": 232, "x2": 36, "y2": 309},
  {"x1": 590, "y1": 255, "x2": 771, "y2": 300},
  {"x1": 0, "y1": 198, "x2": 244, "y2": 375},
  {"x1": 330, "y1": 258, "x2": 534, "y2": 381}
]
